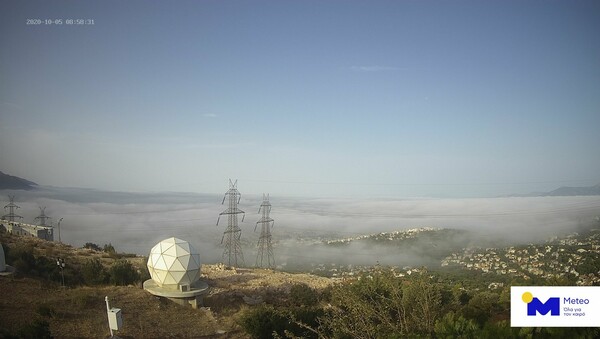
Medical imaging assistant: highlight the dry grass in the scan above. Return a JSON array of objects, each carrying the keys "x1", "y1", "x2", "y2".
[
  {"x1": 0, "y1": 233, "x2": 332, "y2": 338},
  {"x1": 0, "y1": 276, "x2": 227, "y2": 338}
]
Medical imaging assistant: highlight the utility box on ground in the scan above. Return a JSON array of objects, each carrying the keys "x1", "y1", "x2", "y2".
[{"x1": 107, "y1": 308, "x2": 122, "y2": 331}]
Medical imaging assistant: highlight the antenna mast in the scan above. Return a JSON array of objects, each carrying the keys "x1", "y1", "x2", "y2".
[
  {"x1": 217, "y1": 179, "x2": 245, "y2": 267},
  {"x1": 255, "y1": 193, "x2": 275, "y2": 268},
  {"x1": 34, "y1": 206, "x2": 51, "y2": 227},
  {"x1": 2, "y1": 195, "x2": 23, "y2": 221}
]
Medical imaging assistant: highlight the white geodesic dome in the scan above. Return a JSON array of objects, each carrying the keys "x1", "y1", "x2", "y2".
[
  {"x1": 147, "y1": 237, "x2": 201, "y2": 289},
  {"x1": 0, "y1": 244, "x2": 5, "y2": 272}
]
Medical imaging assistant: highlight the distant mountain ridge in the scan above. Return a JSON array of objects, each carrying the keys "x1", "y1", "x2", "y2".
[
  {"x1": 506, "y1": 183, "x2": 600, "y2": 197},
  {"x1": 0, "y1": 171, "x2": 38, "y2": 190},
  {"x1": 545, "y1": 184, "x2": 600, "y2": 196}
]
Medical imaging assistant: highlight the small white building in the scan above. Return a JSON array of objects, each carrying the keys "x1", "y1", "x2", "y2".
[{"x1": 2, "y1": 220, "x2": 53, "y2": 241}]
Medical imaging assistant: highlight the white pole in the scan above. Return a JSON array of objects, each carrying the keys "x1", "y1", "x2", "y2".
[
  {"x1": 105, "y1": 296, "x2": 113, "y2": 337},
  {"x1": 58, "y1": 218, "x2": 63, "y2": 243}
]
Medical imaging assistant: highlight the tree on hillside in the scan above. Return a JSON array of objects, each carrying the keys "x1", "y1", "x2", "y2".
[
  {"x1": 402, "y1": 271, "x2": 442, "y2": 334},
  {"x1": 103, "y1": 243, "x2": 116, "y2": 254},
  {"x1": 83, "y1": 242, "x2": 102, "y2": 251}
]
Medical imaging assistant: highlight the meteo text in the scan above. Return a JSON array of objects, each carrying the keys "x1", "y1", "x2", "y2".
[{"x1": 563, "y1": 298, "x2": 589, "y2": 305}]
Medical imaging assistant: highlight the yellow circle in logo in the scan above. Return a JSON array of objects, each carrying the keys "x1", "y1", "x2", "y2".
[{"x1": 522, "y1": 292, "x2": 533, "y2": 303}]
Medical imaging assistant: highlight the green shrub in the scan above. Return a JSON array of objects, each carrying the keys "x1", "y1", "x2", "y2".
[
  {"x1": 434, "y1": 311, "x2": 479, "y2": 338},
  {"x1": 82, "y1": 258, "x2": 108, "y2": 285},
  {"x1": 240, "y1": 305, "x2": 288, "y2": 339},
  {"x1": 138, "y1": 257, "x2": 151, "y2": 282},
  {"x1": 290, "y1": 283, "x2": 318, "y2": 307},
  {"x1": 7, "y1": 244, "x2": 36, "y2": 273},
  {"x1": 109, "y1": 259, "x2": 139, "y2": 286}
]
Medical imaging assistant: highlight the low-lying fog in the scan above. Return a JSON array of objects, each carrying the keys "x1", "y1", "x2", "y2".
[{"x1": 2, "y1": 187, "x2": 599, "y2": 268}]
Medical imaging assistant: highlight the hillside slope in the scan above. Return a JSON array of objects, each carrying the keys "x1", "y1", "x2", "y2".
[
  {"x1": 0, "y1": 234, "x2": 332, "y2": 338},
  {"x1": 0, "y1": 171, "x2": 37, "y2": 190}
]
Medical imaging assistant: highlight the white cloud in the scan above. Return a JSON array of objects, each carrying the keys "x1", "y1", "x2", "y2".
[
  {"x1": 5, "y1": 188, "x2": 599, "y2": 268},
  {"x1": 202, "y1": 113, "x2": 217, "y2": 118}
]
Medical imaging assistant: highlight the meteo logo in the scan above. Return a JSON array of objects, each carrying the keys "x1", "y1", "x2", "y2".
[
  {"x1": 522, "y1": 292, "x2": 560, "y2": 316},
  {"x1": 511, "y1": 286, "x2": 599, "y2": 327}
]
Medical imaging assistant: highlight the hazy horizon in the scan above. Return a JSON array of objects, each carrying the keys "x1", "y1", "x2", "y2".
[{"x1": 2, "y1": 186, "x2": 598, "y2": 267}]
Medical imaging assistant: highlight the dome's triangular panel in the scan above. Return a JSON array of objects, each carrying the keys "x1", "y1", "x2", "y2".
[
  {"x1": 164, "y1": 244, "x2": 178, "y2": 257},
  {"x1": 150, "y1": 243, "x2": 160, "y2": 255},
  {"x1": 186, "y1": 270, "x2": 199, "y2": 283},
  {"x1": 188, "y1": 243, "x2": 199, "y2": 256},
  {"x1": 175, "y1": 244, "x2": 190, "y2": 257},
  {"x1": 177, "y1": 242, "x2": 191, "y2": 254},
  {"x1": 178, "y1": 254, "x2": 191, "y2": 269},
  {"x1": 162, "y1": 254, "x2": 176, "y2": 270},
  {"x1": 154, "y1": 255, "x2": 168, "y2": 270},
  {"x1": 153, "y1": 269, "x2": 168, "y2": 285},
  {"x1": 163, "y1": 272, "x2": 177, "y2": 285},
  {"x1": 160, "y1": 242, "x2": 175, "y2": 254},
  {"x1": 170, "y1": 258, "x2": 186, "y2": 272},
  {"x1": 191, "y1": 254, "x2": 201, "y2": 268},
  {"x1": 193, "y1": 269, "x2": 201, "y2": 281},
  {"x1": 150, "y1": 253, "x2": 162, "y2": 267},
  {"x1": 170, "y1": 270, "x2": 187, "y2": 283}
]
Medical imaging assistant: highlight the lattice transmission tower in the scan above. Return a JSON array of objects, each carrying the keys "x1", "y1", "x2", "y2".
[
  {"x1": 255, "y1": 194, "x2": 275, "y2": 268},
  {"x1": 2, "y1": 195, "x2": 23, "y2": 221},
  {"x1": 217, "y1": 179, "x2": 245, "y2": 267},
  {"x1": 35, "y1": 206, "x2": 51, "y2": 226}
]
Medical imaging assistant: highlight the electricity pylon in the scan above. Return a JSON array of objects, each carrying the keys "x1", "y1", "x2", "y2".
[
  {"x1": 34, "y1": 206, "x2": 51, "y2": 226},
  {"x1": 217, "y1": 179, "x2": 245, "y2": 267},
  {"x1": 2, "y1": 195, "x2": 23, "y2": 221},
  {"x1": 255, "y1": 193, "x2": 275, "y2": 268}
]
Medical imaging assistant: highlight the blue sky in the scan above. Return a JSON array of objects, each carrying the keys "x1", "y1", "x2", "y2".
[{"x1": 1, "y1": 0, "x2": 599, "y2": 198}]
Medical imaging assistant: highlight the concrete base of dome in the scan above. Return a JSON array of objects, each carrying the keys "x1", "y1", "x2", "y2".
[
  {"x1": 143, "y1": 279, "x2": 209, "y2": 309},
  {"x1": 0, "y1": 265, "x2": 15, "y2": 276}
]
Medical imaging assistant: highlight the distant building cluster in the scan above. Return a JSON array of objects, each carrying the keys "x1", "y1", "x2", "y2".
[{"x1": 441, "y1": 229, "x2": 600, "y2": 286}]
